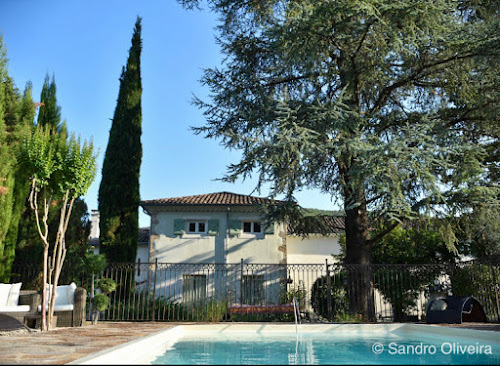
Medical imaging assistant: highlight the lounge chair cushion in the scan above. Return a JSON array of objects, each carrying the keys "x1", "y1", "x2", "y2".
[
  {"x1": 0, "y1": 305, "x2": 30, "y2": 312},
  {"x1": 0, "y1": 283, "x2": 23, "y2": 307},
  {"x1": 0, "y1": 284, "x2": 11, "y2": 307},
  {"x1": 45, "y1": 282, "x2": 77, "y2": 306},
  {"x1": 7, "y1": 283, "x2": 22, "y2": 307}
]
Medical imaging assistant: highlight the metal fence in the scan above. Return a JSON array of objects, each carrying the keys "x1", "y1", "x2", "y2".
[{"x1": 9, "y1": 260, "x2": 500, "y2": 323}]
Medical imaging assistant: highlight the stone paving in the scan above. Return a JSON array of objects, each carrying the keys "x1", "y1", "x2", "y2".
[
  {"x1": 0, "y1": 322, "x2": 498, "y2": 365},
  {"x1": 0, "y1": 322, "x2": 177, "y2": 365}
]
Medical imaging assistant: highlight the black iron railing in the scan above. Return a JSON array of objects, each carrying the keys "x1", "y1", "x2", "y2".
[{"x1": 9, "y1": 260, "x2": 500, "y2": 323}]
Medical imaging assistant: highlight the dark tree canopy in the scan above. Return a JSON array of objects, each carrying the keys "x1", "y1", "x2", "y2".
[
  {"x1": 37, "y1": 75, "x2": 61, "y2": 130},
  {"x1": 181, "y1": 0, "x2": 500, "y2": 269},
  {"x1": 98, "y1": 17, "x2": 143, "y2": 263},
  {"x1": 0, "y1": 37, "x2": 37, "y2": 280}
]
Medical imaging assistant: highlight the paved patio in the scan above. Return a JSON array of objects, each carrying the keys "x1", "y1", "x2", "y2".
[
  {"x1": 0, "y1": 322, "x2": 177, "y2": 365},
  {"x1": 0, "y1": 322, "x2": 498, "y2": 365}
]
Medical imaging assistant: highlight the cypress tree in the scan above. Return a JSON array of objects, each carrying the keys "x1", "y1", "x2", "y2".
[
  {"x1": 37, "y1": 74, "x2": 60, "y2": 128},
  {"x1": 98, "y1": 17, "x2": 142, "y2": 263},
  {"x1": 2, "y1": 84, "x2": 36, "y2": 279},
  {"x1": 0, "y1": 37, "x2": 36, "y2": 280}
]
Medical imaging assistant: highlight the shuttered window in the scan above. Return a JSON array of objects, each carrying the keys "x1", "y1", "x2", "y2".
[
  {"x1": 186, "y1": 220, "x2": 207, "y2": 234},
  {"x1": 242, "y1": 221, "x2": 262, "y2": 234}
]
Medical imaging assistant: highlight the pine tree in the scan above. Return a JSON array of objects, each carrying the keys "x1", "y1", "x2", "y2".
[
  {"x1": 180, "y1": 0, "x2": 500, "y2": 318},
  {"x1": 98, "y1": 17, "x2": 142, "y2": 263}
]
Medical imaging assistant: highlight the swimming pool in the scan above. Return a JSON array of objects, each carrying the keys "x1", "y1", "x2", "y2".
[{"x1": 71, "y1": 324, "x2": 500, "y2": 365}]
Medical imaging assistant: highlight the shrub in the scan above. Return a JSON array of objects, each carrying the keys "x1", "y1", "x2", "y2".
[
  {"x1": 450, "y1": 263, "x2": 500, "y2": 321},
  {"x1": 106, "y1": 294, "x2": 228, "y2": 322},
  {"x1": 310, "y1": 271, "x2": 349, "y2": 321}
]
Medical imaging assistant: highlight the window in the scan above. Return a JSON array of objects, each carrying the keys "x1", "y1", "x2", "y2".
[
  {"x1": 242, "y1": 275, "x2": 265, "y2": 305},
  {"x1": 242, "y1": 221, "x2": 262, "y2": 234},
  {"x1": 183, "y1": 274, "x2": 207, "y2": 303},
  {"x1": 186, "y1": 220, "x2": 207, "y2": 234}
]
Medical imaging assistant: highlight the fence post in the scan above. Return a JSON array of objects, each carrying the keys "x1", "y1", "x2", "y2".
[
  {"x1": 89, "y1": 271, "x2": 95, "y2": 322},
  {"x1": 152, "y1": 259, "x2": 158, "y2": 321},
  {"x1": 326, "y1": 259, "x2": 332, "y2": 322},
  {"x1": 490, "y1": 263, "x2": 500, "y2": 323},
  {"x1": 240, "y1": 258, "x2": 244, "y2": 306}
]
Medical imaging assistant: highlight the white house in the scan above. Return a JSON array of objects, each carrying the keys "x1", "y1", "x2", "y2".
[
  {"x1": 88, "y1": 193, "x2": 397, "y2": 318},
  {"x1": 89, "y1": 192, "x2": 345, "y2": 309},
  {"x1": 139, "y1": 192, "x2": 344, "y2": 266},
  {"x1": 136, "y1": 192, "x2": 344, "y2": 306}
]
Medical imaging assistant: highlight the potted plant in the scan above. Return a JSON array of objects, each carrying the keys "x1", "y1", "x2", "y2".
[{"x1": 91, "y1": 277, "x2": 117, "y2": 324}]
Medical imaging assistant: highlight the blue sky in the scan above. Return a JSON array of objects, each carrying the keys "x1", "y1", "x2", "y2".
[{"x1": 1, "y1": 0, "x2": 339, "y2": 227}]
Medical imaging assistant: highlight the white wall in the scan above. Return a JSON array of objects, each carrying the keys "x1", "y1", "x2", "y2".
[
  {"x1": 287, "y1": 235, "x2": 342, "y2": 264},
  {"x1": 150, "y1": 210, "x2": 285, "y2": 264}
]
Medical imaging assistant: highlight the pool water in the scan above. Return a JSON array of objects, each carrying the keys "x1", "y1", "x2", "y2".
[{"x1": 151, "y1": 331, "x2": 500, "y2": 365}]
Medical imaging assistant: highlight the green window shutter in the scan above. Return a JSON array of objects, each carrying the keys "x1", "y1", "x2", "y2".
[
  {"x1": 208, "y1": 219, "x2": 219, "y2": 236},
  {"x1": 173, "y1": 219, "x2": 185, "y2": 236},
  {"x1": 264, "y1": 222, "x2": 274, "y2": 235},
  {"x1": 228, "y1": 219, "x2": 241, "y2": 237}
]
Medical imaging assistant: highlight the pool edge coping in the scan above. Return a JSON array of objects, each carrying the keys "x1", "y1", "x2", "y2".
[{"x1": 68, "y1": 323, "x2": 500, "y2": 365}]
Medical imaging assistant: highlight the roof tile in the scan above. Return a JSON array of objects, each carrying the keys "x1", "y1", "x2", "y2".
[{"x1": 141, "y1": 191, "x2": 282, "y2": 206}]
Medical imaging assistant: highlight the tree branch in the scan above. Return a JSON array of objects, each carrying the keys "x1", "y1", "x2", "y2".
[
  {"x1": 264, "y1": 72, "x2": 321, "y2": 88},
  {"x1": 370, "y1": 52, "x2": 480, "y2": 115}
]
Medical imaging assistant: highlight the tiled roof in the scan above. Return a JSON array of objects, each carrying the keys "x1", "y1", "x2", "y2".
[
  {"x1": 141, "y1": 192, "x2": 282, "y2": 206},
  {"x1": 138, "y1": 228, "x2": 150, "y2": 242},
  {"x1": 322, "y1": 216, "x2": 345, "y2": 233},
  {"x1": 288, "y1": 215, "x2": 345, "y2": 235}
]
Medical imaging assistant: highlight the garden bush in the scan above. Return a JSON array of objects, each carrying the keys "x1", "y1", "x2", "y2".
[{"x1": 310, "y1": 271, "x2": 350, "y2": 321}]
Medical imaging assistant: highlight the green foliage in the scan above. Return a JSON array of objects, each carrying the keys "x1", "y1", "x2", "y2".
[
  {"x1": 99, "y1": 277, "x2": 117, "y2": 294},
  {"x1": 107, "y1": 295, "x2": 228, "y2": 322},
  {"x1": 370, "y1": 224, "x2": 456, "y2": 320},
  {"x1": 14, "y1": 74, "x2": 65, "y2": 268},
  {"x1": 181, "y1": 0, "x2": 500, "y2": 271},
  {"x1": 37, "y1": 74, "x2": 64, "y2": 134},
  {"x1": 310, "y1": 272, "x2": 350, "y2": 321},
  {"x1": 371, "y1": 224, "x2": 458, "y2": 264},
  {"x1": 373, "y1": 265, "x2": 442, "y2": 321},
  {"x1": 20, "y1": 126, "x2": 97, "y2": 198},
  {"x1": 0, "y1": 37, "x2": 35, "y2": 281},
  {"x1": 455, "y1": 204, "x2": 500, "y2": 258},
  {"x1": 20, "y1": 122, "x2": 97, "y2": 330},
  {"x1": 91, "y1": 276, "x2": 117, "y2": 322},
  {"x1": 82, "y1": 252, "x2": 108, "y2": 274},
  {"x1": 450, "y1": 263, "x2": 500, "y2": 321},
  {"x1": 92, "y1": 293, "x2": 110, "y2": 312},
  {"x1": 99, "y1": 17, "x2": 142, "y2": 263},
  {"x1": 280, "y1": 283, "x2": 307, "y2": 309},
  {"x1": 451, "y1": 264, "x2": 500, "y2": 297}
]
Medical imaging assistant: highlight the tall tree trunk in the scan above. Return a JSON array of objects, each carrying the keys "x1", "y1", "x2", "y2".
[
  {"x1": 341, "y1": 166, "x2": 375, "y2": 321},
  {"x1": 41, "y1": 247, "x2": 48, "y2": 331}
]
